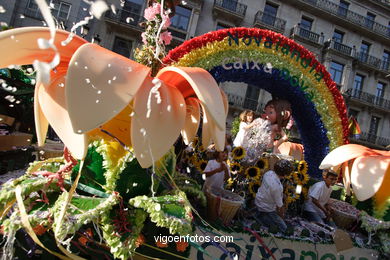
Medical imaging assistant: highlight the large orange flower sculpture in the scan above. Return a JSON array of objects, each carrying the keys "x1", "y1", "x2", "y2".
[
  {"x1": 319, "y1": 144, "x2": 390, "y2": 217},
  {"x1": 0, "y1": 27, "x2": 228, "y2": 168}
]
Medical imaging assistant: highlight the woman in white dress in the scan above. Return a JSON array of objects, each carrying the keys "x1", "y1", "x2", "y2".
[{"x1": 233, "y1": 110, "x2": 255, "y2": 147}]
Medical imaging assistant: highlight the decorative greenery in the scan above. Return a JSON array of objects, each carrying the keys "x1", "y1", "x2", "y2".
[{"x1": 230, "y1": 116, "x2": 240, "y2": 138}]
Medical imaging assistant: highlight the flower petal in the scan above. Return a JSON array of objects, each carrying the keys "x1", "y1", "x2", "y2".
[
  {"x1": 87, "y1": 104, "x2": 133, "y2": 147},
  {"x1": 37, "y1": 72, "x2": 88, "y2": 159},
  {"x1": 0, "y1": 27, "x2": 86, "y2": 68},
  {"x1": 131, "y1": 79, "x2": 186, "y2": 168},
  {"x1": 201, "y1": 104, "x2": 225, "y2": 151},
  {"x1": 319, "y1": 144, "x2": 386, "y2": 169},
  {"x1": 66, "y1": 43, "x2": 150, "y2": 133},
  {"x1": 351, "y1": 156, "x2": 390, "y2": 201},
  {"x1": 219, "y1": 88, "x2": 229, "y2": 117},
  {"x1": 34, "y1": 83, "x2": 49, "y2": 146},
  {"x1": 156, "y1": 67, "x2": 225, "y2": 130},
  {"x1": 181, "y1": 97, "x2": 200, "y2": 145}
]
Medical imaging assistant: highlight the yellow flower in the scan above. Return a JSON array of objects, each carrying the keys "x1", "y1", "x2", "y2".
[
  {"x1": 245, "y1": 166, "x2": 261, "y2": 179},
  {"x1": 197, "y1": 159, "x2": 208, "y2": 172},
  {"x1": 249, "y1": 180, "x2": 261, "y2": 197},
  {"x1": 230, "y1": 162, "x2": 243, "y2": 173},
  {"x1": 297, "y1": 160, "x2": 308, "y2": 175},
  {"x1": 293, "y1": 171, "x2": 310, "y2": 185},
  {"x1": 232, "y1": 146, "x2": 246, "y2": 160},
  {"x1": 255, "y1": 157, "x2": 269, "y2": 171},
  {"x1": 284, "y1": 185, "x2": 298, "y2": 204}
]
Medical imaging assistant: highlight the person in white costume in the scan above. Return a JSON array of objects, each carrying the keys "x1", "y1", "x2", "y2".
[
  {"x1": 233, "y1": 110, "x2": 255, "y2": 148},
  {"x1": 202, "y1": 149, "x2": 230, "y2": 192}
]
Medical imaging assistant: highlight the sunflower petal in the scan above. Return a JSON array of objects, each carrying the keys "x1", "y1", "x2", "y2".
[
  {"x1": 351, "y1": 156, "x2": 390, "y2": 201},
  {"x1": 0, "y1": 27, "x2": 86, "y2": 68},
  {"x1": 181, "y1": 98, "x2": 200, "y2": 145},
  {"x1": 131, "y1": 79, "x2": 186, "y2": 168},
  {"x1": 319, "y1": 144, "x2": 386, "y2": 169},
  {"x1": 37, "y1": 71, "x2": 88, "y2": 159},
  {"x1": 66, "y1": 43, "x2": 150, "y2": 133},
  {"x1": 156, "y1": 67, "x2": 226, "y2": 130}
]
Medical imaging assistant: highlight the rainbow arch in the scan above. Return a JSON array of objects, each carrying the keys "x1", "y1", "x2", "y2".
[{"x1": 163, "y1": 28, "x2": 349, "y2": 178}]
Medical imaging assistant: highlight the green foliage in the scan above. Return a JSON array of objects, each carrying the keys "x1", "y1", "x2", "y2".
[{"x1": 231, "y1": 116, "x2": 241, "y2": 138}]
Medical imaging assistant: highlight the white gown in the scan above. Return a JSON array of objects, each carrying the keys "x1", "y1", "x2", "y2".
[{"x1": 233, "y1": 122, "x2": 249, "y2": 147}]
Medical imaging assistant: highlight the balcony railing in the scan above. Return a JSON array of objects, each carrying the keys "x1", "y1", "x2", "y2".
[
  {"x1": 329, "y1": 40, "x2": 353, "y2": 56},
  {"x1": 214, "y1": 0, "x2": 247, "y2": 17},
  {"x1": 350, "y1": 132, "x2": 390, "y2": 147},
  {"x1": 254, "y1": 11, "x2": 286, "y2": 32},
  {"x1": 291, "y1": 25, "x2": 323, "y2": 44},
  {"x1": 226, "y1": 92, "x2": 263, "y2": 113},
  {"x1": 105, "y1": 8, "x2": 143, "y2": 28},
  {"x1": 356, "y1": 52, "x2": 383, "y2": 70},
  {"x1": 299, "y1": 0, "x2": 390, "y2": 39},
  {"x1": 344, "y1": 88, "x2": 390, "y2": 110}
]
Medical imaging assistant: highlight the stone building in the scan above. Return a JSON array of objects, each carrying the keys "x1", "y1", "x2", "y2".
[{"x1": 1, "y1": 0, "x2": 389, "y2": 149}]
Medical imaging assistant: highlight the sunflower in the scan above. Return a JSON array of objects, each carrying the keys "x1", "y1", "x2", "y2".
[
  {"x1": 197, "y1": 159, "x2": 208, "y2": 172},
  {"x1": 245, "y1": 166, "x2": 261, "y2": 179},
  {"x1": 226, "y1": 177, "x2": 236, "y2": 190},
  {"x1": 232, "y1": 146, "x2": 246, "y2": 160},
  {"x1": 297, "y1": 160, "x2": 308, "y2": 175},
  {"x1": 230, "y1": 162, "x2": 243, "y2": 173},
  {"x1": 284, "y1": 185, "x2": 298, "y2": 204},
  {"x1": 249, "y1": 180, "x2": 261, "y2": 197},
  {"x1": 293, "y1": 170, "x2": 310, "y2": 185},
  {"x1": 255, "y1": 157, "x2": 269, "y2": 171}
]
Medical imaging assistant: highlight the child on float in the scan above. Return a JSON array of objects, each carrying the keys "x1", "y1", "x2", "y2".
[
  {"x1": 202, "y1": 149, "x2": 230, "y2": 193},
  {"x1": 244, "y1": 99, "x2": 292, "y2": 160},
  {"x1": 233, "y1": 110, "x2": 255, "y2": 148},
  {"x1": 254, "y1": 159, "x2": 293, "y2": 233},
  {"x1": 302, "y1": 170, "x2": 338, "y2": 226}
]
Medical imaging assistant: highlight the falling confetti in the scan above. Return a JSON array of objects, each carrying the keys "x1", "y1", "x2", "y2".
[{"x1": 90, "y1": 0, "x2": 109, "y2": 19}]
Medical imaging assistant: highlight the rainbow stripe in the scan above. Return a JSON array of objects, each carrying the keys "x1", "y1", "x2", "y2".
[{"x1": 164, "y1": 28, "x2": 349, "y2": 177}]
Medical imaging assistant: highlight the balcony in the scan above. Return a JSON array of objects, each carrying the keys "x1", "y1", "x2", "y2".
[
  {"x1": 292, "y1": 0, "x2": 390, "y2": 41},
  {"x1": 290, "y1": 25, "x2": 323, "y2": 45},
  {"x1": 105, "y1": 8, "x2": 143, "y2": 31},
  {"x1": 213, "y1": 0, "x2": 247, "y2": 25},
  {"x1": 226, "y1": 92, "x2": 263, "y2": 113},
  {"x1": 350, "y1": 132, "x2": 390, "y2": 148},
  {"x1": 253, "y1": 11, "x2": 287, "y2": 33},
  {"x1": 344, "y1": 88, "x2": 390, "y2": 111},
  {"x1": 326, "y1": 40, "x2": 353, "y2": 57},
  {"x1": 355, "y1": 52, "x2": 384, "y2": 71},
  {"x1": 24, "y1": 7, "x2": 69, "y2": 29}
]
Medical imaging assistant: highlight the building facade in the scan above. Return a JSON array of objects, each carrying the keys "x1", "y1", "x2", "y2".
[{"x1": 1, "y1": 0, "x2": 389, "y2": 149}]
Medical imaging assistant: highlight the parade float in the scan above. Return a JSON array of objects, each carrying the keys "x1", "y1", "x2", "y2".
[{"x1": 0, "y1": 0, "x2": 389, "y2": 259}]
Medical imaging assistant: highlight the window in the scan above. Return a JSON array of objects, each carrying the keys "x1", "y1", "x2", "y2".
[
  {"x1": 352, "y1": 74, "x2": 364, "y2": 98},
  {"x1": 25, "y1": 0, "x2": 42, "y2": 19},
  {"x1": 216, "y1": 23, "x2": 230, "y2": 30},
  {"x1": 368, "y1": 116, "x2": 380, "y2": 142},
  {"x1": 244, "y1": 85, "x2": 260, "y2": 111},
  {"x1": 121, "y1": 0, "x2": 143, "y2": 24},
  {"x1": 382, "y1": 50, "x2": 390, "y2": 71},
  {"x1": 359, "y1": 42, "x2": 370, "y2": 62},
  {"x1": 112, "y1": 37, "x2": 133, "y2": 58},
  {"x1": 300, "y1": 17, "x2": 313, "y2": 31},
  {"x1": 375, "y1": 82, "x2": 385, "y2": 106},
  {"x1": 50, "y1": 1, "x2": 71, "y2": 20},
  {"x1": 330, "y1": 61, "x2": 344, "y2": 85},
  {"x1": 333, "y1": 30, "x2": 344, "y2": 43},
  {"x1": 262, "y1": 2, "x2": 278, "y2": 26},
  {"x1": 171, "y1": 6, "x2": 191, "y2": 31},
  {"x1": 366, "y1": 12, "x2": 376, "y2": 29},
  {"x1": 338, "y1": 0, "x2": 349, "y2": 17}
]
